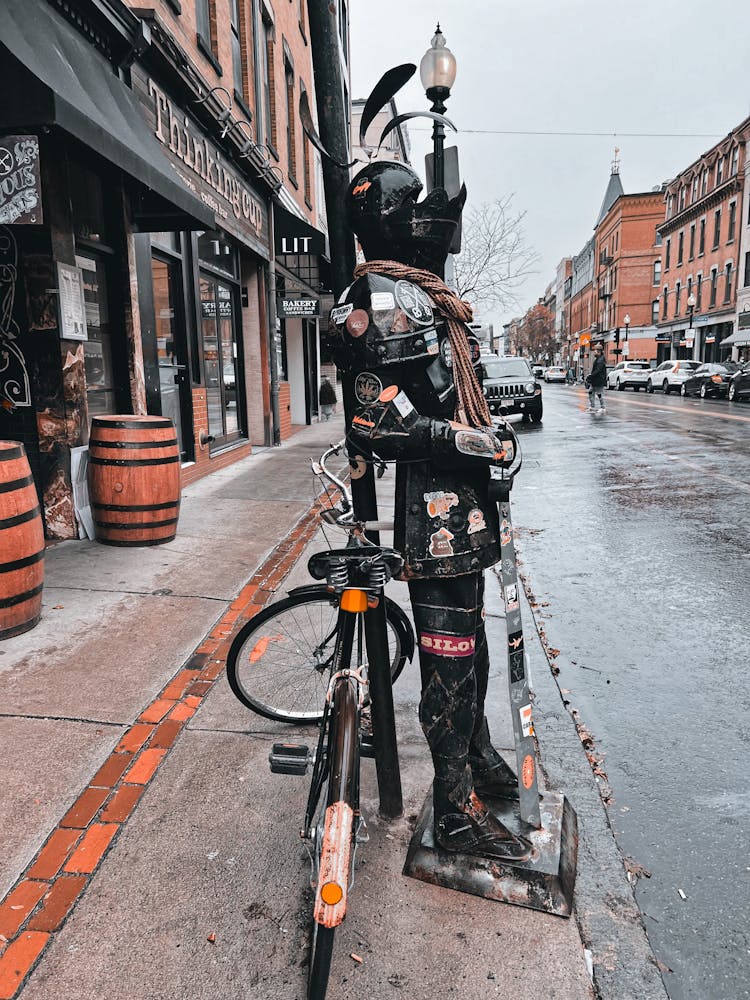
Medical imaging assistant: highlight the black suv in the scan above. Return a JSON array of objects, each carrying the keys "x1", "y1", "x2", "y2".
[{"x1": 481, "y1": 356, "x2": 543, "y2": 423}]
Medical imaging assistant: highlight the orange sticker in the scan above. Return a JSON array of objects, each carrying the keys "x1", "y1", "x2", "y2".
[
  {"x1": 378, "y1": 384, "x2": 400, "y2": 402},
  {"x1": 521, "y1": 754, "x2": 536, "y2": 789},
  {"x1": 346, "y1": 309, "x2": 369, "y2": 337},
  {"x1": 352, "y1": 179, "x2": 372, "y2": 196}
]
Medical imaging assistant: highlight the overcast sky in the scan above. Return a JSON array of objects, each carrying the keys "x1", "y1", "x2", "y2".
[{"x1": 350, "y1": 0, "x2": 750, "y2": 332}]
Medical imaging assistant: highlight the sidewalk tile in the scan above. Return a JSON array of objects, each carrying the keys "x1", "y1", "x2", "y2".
[
  {"x1": 90, "y1": 753, "x2": 134, "y2": 789},
  {"x1": 0, "y1": 882, "x2": 48, "y2": 939},
  {"x1": 27, "y1": 877, "x2": 87, "y2": 933},
  {"x1": 0, "y1": 931, "x2": 50, "y2": 1000},
  {"x1": 26, "y1": 830, "x2": 81, "y2": 881},
  {"x1": 115, "y1": 724, "x2": 155, "y2": 754},
  {"x1": 63, "y1": 824, "x2": 119, "y2": 875},
  {"x1": 124, "y1": 748, "x2": 167, "y2": 784},
  {"x1": 186, "y1": 680, "x2": 213, "y2": 698},
  {"x1": 100, "y1": 785, "x2": 144, "y2": 824},
  {"x1": 138, "y1": 699, "x2": 176, "y2": 724},
  {"x1": 201, "y1": 659, "x2": 225, "y2": 681},
  {"x1": 59, "y1": 787, "x2": 110, "y2": 830},
  {"x1": 168, "y1": 702, "x2": 196, "y2": 722}
]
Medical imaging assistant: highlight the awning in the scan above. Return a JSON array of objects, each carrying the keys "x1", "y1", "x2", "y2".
[
  {"x1": 0, "y1": 0, "x2": 214, "y2": 231},
  {"x1": 273, "y1": 202, "x2": 328, "y2": 257},
  {"x1": 719, "y1": 330, "x2": 750, "y2": 348}
]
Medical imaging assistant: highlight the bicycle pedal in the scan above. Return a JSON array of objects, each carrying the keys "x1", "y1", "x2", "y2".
[{"x1": 269, "y1": 743, "x2": 310, "y2": 775}]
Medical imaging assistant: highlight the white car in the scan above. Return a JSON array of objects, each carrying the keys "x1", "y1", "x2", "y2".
[
  {"x1": 606, "y1": 360, "x2": 653, "y2": 391},
  {"x1": 544, "y1": 366, "x2": 566, "y2": 383},
  {"x1": 645, "y1": 360, "x2": 701, "y2": 394}
]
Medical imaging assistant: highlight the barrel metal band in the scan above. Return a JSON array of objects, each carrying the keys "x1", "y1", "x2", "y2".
[
  {"x1": 0, "y1": 505, "x2": 41, "y2": 530},
  {"x1": 0, "y1": 549, "x2": 45, "y2": 574},
  {"x1": 93, "y1": 516, "x2": 179, "y2": 530},
  {"x1": 89, "y1": 439, "x2": 178, "y2": 450},
  {"x1": 0, "y1": 581, "x2": 44, "y2": 608},
  {"x1": 0, "y1": 474, "x2": 34, "y2": 494},
  {"x1": 0, "y1": 446, "x2": 24, "y2": 462},
  {"x1": 89, "y1": 456, "x2": 180, "y2": 467},
  {"x1": 90, "y1": 500, "x2": 180, "y2": 512},
  {"x1": 92, "y1": 419, "x2": 173, "y2": 429}
]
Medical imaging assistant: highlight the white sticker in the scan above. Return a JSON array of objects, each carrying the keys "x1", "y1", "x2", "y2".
[
  {"x1": 392, "y1": 391, "x2": 414, "y2": 417},
  {"x1": 520, "y1": 704, "x2": 534, "y2": 738},
  {"x1": 330, "y1": 303, "x2": 353, "y2": 324},
  {"x1": 371, "y1": 291, "x2": 395, "y2": 311},
  {"x1": 504, "y1": 582, "x2": 519, "y2": 612}
]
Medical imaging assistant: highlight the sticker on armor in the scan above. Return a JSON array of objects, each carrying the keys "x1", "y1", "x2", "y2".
[
  {"x1": 467, "y1": 508, "x2": 487, "y2": 534},
  {"x1": 509, "y1": 649, "x2": 525, "y2": 684},
  {"x1": 519, "y1": 704, "x2": 535, "y2": 738},
  {"x1": 429, "y1": 526, "x2": 455, "y2": 557},
  {"x1": 504, "y1": 582, "x2": 519, "y2": 612},
  {"x1": 425, "y1": 329, "x2": 439, "y2": 355},
  {"x1": 352, "y1": 415, "x2": 375, "y2": 428},
  {"x1": 371, "y1": 291, "x2": 395, "y2": 311},
  {"x1": 390, "y1": 309, "x2": 411, "y2": 333},
  {"x1": 394, "y1": 280, "x2": 434, "y2": 326},
  {"x1": 424, "y1": 490, "x2": 459, "y2": 519},
  {"x1": 508, "y1": 630, "x2": 524, "y2": 651},
  {"x1": 346, "y1": 309, "x2": 369, "y2": 337},
  {"x1": 455, "y1": 429, "x2": 499, "y2": 459},
  {"x1": 349, "y1": 455, "x2": 367, "y2": 480},
  {"x1": 467, "y1": 336, "x2": 481, "y2": 363},
  {"x1": 352, "y1": 178, "x2": 372, "y2": 196},
  {"x1": 354, "y1": 371, "x2": 383, "y2": 405},
  {"x1": 440, "y1": 339, "x2": 452, "y2": 368},
  {"x1": 521, "y1": 754, "x2": 536, "y2": 790},
  {"x1": 419, "y1": 632, "x2": 476, "y2": 657},
  {"x1": 500, "y1": 519, "x2": 512, "y2": 546},
  {"x1": 392, "y1": 390, "x2": 414, "y2": 417},
  {"x1": 330, "y1": 303, "x2": 353, "y2": 325}
]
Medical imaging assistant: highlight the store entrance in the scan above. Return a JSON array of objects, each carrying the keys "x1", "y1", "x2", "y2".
[
  {"x1": 151, "y1": 252, "x2": 192, "y2": 458},
  {"x1": 199, "y1": 274, "x2": 243, "y2": 447}
]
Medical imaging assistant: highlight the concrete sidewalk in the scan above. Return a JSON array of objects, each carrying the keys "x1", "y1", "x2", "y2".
[{"x1": 0, "y1": 418, "x2": 657, "y2": 999}]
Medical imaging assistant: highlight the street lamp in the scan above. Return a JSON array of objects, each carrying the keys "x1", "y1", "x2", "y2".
[
  {"x1": 623, "y1": 313, "x2": 630, "y2": 357},
  {"x1": 420, "y1": 24, "x2": 457, "y2": 191}
]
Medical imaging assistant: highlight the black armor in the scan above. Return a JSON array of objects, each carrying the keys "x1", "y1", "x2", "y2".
[{"x1": 335, "y1": 167, "x2": 526, "y2": 860}]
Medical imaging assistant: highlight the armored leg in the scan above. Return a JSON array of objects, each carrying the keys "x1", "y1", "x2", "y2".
[{"x1": 409, "y1": 574, "x2": 528, "y2": 860}]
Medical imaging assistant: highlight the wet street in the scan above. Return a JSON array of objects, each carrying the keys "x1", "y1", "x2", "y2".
[{"x1": 509, "y1": 383, "x2": 750, "y2": 1000}]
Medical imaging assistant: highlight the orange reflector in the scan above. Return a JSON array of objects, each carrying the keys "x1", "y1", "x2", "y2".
[
  {"x1": 320, "y1": 881, "x2": 344, "y2": 905},
  {"x1": 340, "y1": 589, "x2": 368, "y2": 613}
]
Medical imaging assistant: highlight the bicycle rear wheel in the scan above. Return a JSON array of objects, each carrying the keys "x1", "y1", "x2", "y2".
[
  {"x1": 308, "y1": 924, "x2": 334, "y2": 1000},
  {"x1": 226, "y1": 587, "x2": 408, "y2": 722}
]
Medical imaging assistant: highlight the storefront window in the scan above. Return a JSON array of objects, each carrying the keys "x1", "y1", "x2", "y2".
[
  {"x1": 200, "y1": 275, "x2": 241, "y2": 445},
  {"x1": 76, "y1": 253, "x2": 115, "y2": 415},
  {"x1": 197, "y1": 231, "x2": 238, "y2": 278},
  {"x1": 152, "y1": 255, "x2": 190, "y2": 457}
]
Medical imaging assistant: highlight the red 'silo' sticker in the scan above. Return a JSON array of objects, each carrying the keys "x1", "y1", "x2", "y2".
[{"x1": 418, "y1": 632, "x2": 475, "y2": 657}]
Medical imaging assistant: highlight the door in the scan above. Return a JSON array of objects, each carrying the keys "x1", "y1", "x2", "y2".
[
  {"x1": 151, "y1": 254, "x2": 192, "y2": 459},
  {"x1": 199, "y1": 275, "x2": 243, "y2": 446}
]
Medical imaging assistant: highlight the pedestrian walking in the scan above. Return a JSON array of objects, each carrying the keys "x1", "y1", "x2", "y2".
[
  {"x1": 319, "y1": 376, "x2": 337, "y2": 421},
  {"x1": 586, "y1": 346, "x2": 607, "y2": 411}
]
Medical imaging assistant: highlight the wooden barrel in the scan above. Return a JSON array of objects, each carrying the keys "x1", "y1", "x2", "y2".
[
  {"x1": 88, "y1": 416, "x2": 181, "y2": 546},
  {"x1": 0, "y1": 441, "x2": 45, "y2": 639}
]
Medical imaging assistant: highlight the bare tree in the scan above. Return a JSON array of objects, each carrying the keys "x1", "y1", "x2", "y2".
[
  {"x1": 452, "y1": 195, "x2": 540, "y2": 312},
  {"x1": 516, "y1": 303, "x2": 557, "y2": 360}
]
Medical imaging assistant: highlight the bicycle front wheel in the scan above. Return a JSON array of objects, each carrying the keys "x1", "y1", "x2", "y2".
[
  {"x1": 308, "y1": 924, "x2": 334, "y2": 1000},
  {"x1": 227, "y1": 587, "x2": 406, "y2": 723}
]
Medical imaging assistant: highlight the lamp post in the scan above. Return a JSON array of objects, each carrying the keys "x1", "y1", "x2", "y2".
[
  {"x1": 623, "y1": 313, "x2": 630, "y2": 358},
  {"x1": 420, "y1": 24, "x2": 457, "y2": 192},
  {"x1": 687, "y1": 292, "x2": 697, "y2": 361}
]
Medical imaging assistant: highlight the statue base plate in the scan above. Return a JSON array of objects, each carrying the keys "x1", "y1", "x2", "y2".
[{"x1": 403, "y1": 790, "x2": 577, "y2": 917}]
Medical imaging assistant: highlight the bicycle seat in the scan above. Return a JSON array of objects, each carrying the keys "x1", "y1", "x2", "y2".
[{"x1": 308, "y1": 547, "x2": 404, "y2": 585}]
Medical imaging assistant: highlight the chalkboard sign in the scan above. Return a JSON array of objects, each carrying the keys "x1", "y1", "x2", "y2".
[{"x1": 0, "y1": 135, "x2": 43, "y2": 225}]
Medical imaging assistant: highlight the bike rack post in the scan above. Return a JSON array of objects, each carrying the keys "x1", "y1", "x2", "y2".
[{"x1": 364, "y1": 591, "x2": 404, "y2": 820}]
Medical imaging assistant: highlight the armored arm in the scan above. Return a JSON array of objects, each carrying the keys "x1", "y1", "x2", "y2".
[{"x1": 347, "y1": 388, "x2": 514, "y2": 472}]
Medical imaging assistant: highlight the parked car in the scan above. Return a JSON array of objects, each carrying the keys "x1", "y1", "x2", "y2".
[
  {"x1": 646, "y1": 359, "x2": 702, "y2": 394},
  {"x1": 481, "y1": 356, "x2": 543, "y2": 423},
  {"x1": 680, "y1": 362, "x2": 740, "y2": 398},
  {"x1": 728, "y1": 362, "x2": 750, "y2": 402},
  {"x1": 606, "y1": 360, "x2": 653, "y2": 391},
  {"x1": 544, "y1": 366, "x2": 566, "y2": 383}
]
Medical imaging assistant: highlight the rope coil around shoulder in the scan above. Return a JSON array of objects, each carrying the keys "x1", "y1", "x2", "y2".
[{"x1": 354, "y1": 260, "x2": 492, "y2": 429}]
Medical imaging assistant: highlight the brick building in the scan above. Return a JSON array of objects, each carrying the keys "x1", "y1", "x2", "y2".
[
  {"x1": 0, "y1": 0, "x2": 335, "y2": 538},
  {"x1": 656, "y1": 117, "x2": 750, "y2": 363},
  {"x1": 593, "y1": 168, "x2": 664, "y2": 366},
  {"x1": 567, "y1": 238, "x2": 595, "y2": 373}
]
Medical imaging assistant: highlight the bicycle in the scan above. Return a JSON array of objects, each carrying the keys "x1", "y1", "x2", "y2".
[{"x1": 226, "y1": 441, "x2": 413, "y2": 999}]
